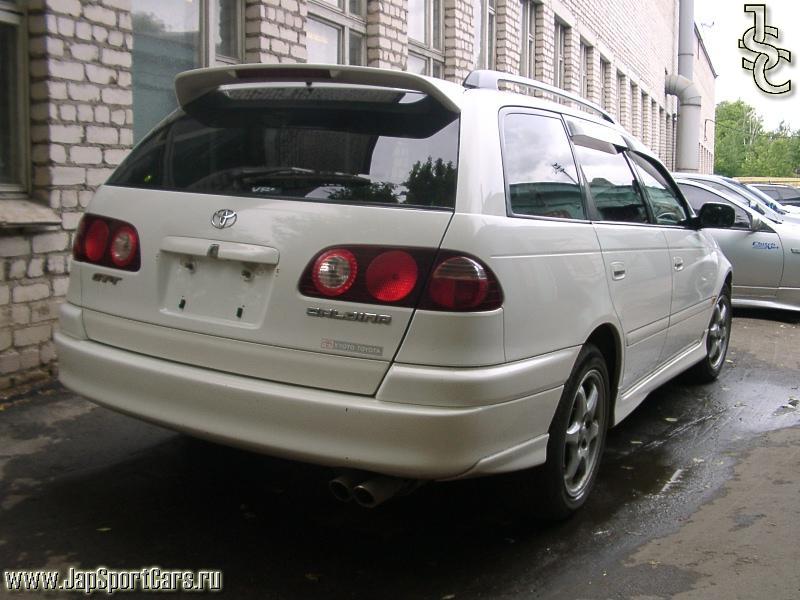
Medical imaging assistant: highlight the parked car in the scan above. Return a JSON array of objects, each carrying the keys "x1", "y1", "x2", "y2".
[
  {"x1": 752, "y1": 183, "x2": 800, "y2": 207},
  {"x1": 744, "y1": 183, "x2": 800, "y2": 214},
  {"x1": 674, "y1": 172, "x2": 800, "y2": 224},
  {"x1": 55, "y1": 65, "x2": 734, "y2": 517},
  {"x1": 677, "y1": 178, "x2": 800, "y2": 312}
]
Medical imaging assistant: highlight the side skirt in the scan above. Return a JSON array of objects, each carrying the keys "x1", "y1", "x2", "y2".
[{"x1": 613, "y1": 338, "x2": 708, "y2": 426}]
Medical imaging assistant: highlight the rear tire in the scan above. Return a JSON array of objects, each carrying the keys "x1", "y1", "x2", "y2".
[
  {"x1": 688, "y1": 287, "x2": 732, "y2": 383},
  {"x1": 537, "y1": 344, "x2": 609, "y2": 519}
]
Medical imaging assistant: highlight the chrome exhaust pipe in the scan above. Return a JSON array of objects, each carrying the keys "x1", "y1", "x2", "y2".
[
  {"x1": 328, "y1": 470, "x2": 368, "y2": 503},
  {"x1": 352, "y1": 476, "x2": 418, "y2": 509}
]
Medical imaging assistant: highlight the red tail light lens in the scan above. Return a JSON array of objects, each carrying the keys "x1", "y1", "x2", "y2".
[
  {"x1": 84, "y1": 220, "x2": 110, "y2": 262},
  {"x1": 312, "y1": 249, "x2": 358, "y2": 296},
  {"x1": 73, "y1": 215, "x2": 141, "y2": 272},
  {"x1": 109, "y1": 225, "x2": 139, "y2": 268},
  {"x1": 299, "y1": 246, "x2": 502, "y2": 311},
  {"x1": 365, "y1": 250, "x2": 418, "y2": 302},
  {"x1": 426, "y1": 256, "x2": 489, "y2": 310}
]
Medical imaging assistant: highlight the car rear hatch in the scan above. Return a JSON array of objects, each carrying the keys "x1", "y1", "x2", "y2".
[{"x1": 76, "y1": 66, "x2": 461, "y2": 395}]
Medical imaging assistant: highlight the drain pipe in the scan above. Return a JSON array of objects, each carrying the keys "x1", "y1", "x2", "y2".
[
  {"x1": 668, "y1": 0, "x2": 701, "y2": 172},
  {"x1": 666, "y1": 74, "x2": 702, "y2": 172}
]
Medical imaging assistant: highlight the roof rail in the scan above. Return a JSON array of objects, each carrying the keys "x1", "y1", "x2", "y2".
[
  {"x1": 462, "y1": 70, "x2": 616, "y2": 124},
  {"x1": 175, "y1": 64, "x2": 461, "y2": 112}
]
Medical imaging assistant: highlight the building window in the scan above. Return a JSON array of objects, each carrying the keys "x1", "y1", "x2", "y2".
[
  {"x1": 132, "y1": 0, "x2": 244, "y2": 142},
  {"x1": 520, "y1": 0, "x2": 535, "y2": 78},
  {"x1": 579, "y1": 41, "x2": 590, "y2": 98},
  {"x1": 554, "y1": 22, "x2": 566, "y2": 89},
  {"x1": 308, "y1": 0, "x2": 366, "y2": 67},
  {"x1": 408, "y1": 0, "x2": 444, "y2": 76},
  {"x1": 0, "y1": 2, "x2": 26, "y2": 193},
  {"x1": 214, "y1": 1, "x2": 243, "y2": 64},
  {"x1": 599, "y1": 58, "x2": 610, "y2": 109},
  {"x1": 616, "y1": 72, "x2": 624, "y2": 121},
  {"x1": 475, "y1": 0, "x2": 497, "y2": 69},
  {"x1": 641, "y1": 91, "x2": 647, "y2": 139}
]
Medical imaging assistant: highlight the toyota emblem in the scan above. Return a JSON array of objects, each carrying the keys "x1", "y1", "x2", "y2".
[{"x1": 211, "y1": 209, "x2": 237, "y2": 229}]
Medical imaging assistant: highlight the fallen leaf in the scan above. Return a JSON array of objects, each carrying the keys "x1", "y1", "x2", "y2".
[
  {"x1": 96, "y1": 527, "x2": 111, "y2": 533},
  {"x1": 305, "y1": 573, "x2": 321, "y2": 582},
  {"x1": 442, "y1": 595, "x2": 456, "y2": 600},
  {"x1": 664, "y1": 417, "x2": 678, "y2": 423},
  {"x1": 630, "y1": 440, "x2": 643, "y2": 445}
]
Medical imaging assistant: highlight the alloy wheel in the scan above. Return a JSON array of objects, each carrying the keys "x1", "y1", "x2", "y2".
[{"x1": 563, "y1": 369, "x2": 605, "y2": 498}]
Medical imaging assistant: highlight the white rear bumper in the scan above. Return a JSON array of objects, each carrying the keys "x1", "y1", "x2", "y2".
[{"x1": 55, "y1": 311, "x2": 574, "y2": 480}]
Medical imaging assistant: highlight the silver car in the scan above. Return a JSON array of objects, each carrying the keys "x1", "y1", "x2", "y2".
[
  {"x1": 674, "y1": 172, "x2": 800, "y2": 225},
  {"x1": 677, "y1": 178, "x2": 800, "y2": 312}
]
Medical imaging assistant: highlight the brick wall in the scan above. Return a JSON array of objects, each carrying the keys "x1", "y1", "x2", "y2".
[
  {"x1": 694, "y1": 30, "x2": 716, "y2": 174},
  {"x1": 494, "y1": 0, "x2": 520, "y2": 74},
  {"x1": 0, "y1": 0, "x2": 132, "y2": 388},
  {"x1": 367, "y1": 0, "x2": 408, "y2": 69},
  {"x1": 245, "y1": 0, "x2": 307, "y2": 63},
  {"x1": 443, "y1": 0, "x2": 474, "y2": 81}
]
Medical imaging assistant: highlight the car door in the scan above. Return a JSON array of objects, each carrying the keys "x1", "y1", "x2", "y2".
[
  {"x1": 679, "y1": 182, "x2": 783, "y2": 300},
  {"x1": 571, "y1": 128, "x2": 672, "y2": 392},
  {"x1": 629, "y1": 156, "x2": 719, "y2": 362}
]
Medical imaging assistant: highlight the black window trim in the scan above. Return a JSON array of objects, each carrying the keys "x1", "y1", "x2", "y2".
[{"x1": 497, "y1": 106, "x2": 592, "y2": 224}]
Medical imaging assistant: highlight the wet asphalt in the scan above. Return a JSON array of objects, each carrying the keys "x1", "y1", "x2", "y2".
[{"x1": 1, "y1": 308, "x2": 798, "y2": 599}]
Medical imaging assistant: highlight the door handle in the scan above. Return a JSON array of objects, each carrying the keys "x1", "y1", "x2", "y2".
[
  {"x1": 673, "y1": 257, "x2": 684, "y2": 271},
  {"x1": 610, "y1": 261, "x2": 626, "y2": 280}
]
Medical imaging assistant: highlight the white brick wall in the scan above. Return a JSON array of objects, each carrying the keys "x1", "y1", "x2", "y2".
[
  {"x1": 245, "y1": 0, "x2": 308, "y2": 64},
  {"x1": 0, "y1": 0, "x2": 133, "y2": 388},
  {"x1": 367, "y1": 0, "x2": 409, "y2": 69}
]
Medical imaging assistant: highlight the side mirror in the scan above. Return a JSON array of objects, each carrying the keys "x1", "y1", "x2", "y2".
[
  {"x1": 696, "y1": 202, "x2": 736, "y2": 229},
  {"x1": 750, "y1": 213, "x2": 763, "y2": 232}
]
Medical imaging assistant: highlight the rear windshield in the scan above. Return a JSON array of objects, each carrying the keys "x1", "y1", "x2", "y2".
[{"x1": 108, "y1": 85, "x2": 460, "y2": 209}]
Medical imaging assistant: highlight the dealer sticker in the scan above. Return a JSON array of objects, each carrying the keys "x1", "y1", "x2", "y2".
[
  {"x1": 752, "y1": 241, "x2": 779, "y2": 250},
  {"x1": 321, "y1": 338, "x2": 384, "y2": 357}
]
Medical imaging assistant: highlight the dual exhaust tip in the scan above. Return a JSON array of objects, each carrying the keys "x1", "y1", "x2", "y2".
[{"x1": 329, "y1": 472, "x2": 419, "y2": 508}]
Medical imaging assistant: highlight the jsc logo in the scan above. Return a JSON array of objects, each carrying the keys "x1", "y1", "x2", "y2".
[{"x1": 738, "y1": 4, "x2": 792, "y2": 94}]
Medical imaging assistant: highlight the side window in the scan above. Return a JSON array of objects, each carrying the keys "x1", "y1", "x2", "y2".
[
  {"x1": 678, "y1": 185, "x2": 751, "y2": 229},
  {"x1": 502, "y1": 113, "x2": 585, "y2": 219},
  {"x1": 572, "y1": 143, "x2": 649, "y2": 223},
  {"x1": 628, "y1": 153, "x2": 687, "y2": 225}
]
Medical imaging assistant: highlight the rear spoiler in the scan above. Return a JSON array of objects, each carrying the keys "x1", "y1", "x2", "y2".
[{"x1": 175, "y1": 64, "x2": 462, "y2": 113}]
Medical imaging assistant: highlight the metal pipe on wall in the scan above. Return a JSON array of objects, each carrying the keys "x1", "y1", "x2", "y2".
[{"x1": 669, "y1": 0, "x2": 701, "y2": 172}]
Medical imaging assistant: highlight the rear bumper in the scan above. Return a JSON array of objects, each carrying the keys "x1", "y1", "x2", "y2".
[{"x1": 55, "y1": 316, "x2": 573, "y2": 480}]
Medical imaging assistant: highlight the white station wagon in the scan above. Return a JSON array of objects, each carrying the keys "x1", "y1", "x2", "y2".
[{"x1": 56, "y1": 65, "x2": 734, "y2": 517}]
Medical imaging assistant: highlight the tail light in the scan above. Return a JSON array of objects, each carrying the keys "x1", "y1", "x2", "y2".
[
  {"x1": 299, "y1": 246, "x2": 502, "y2": 311},
  {"x1": 312, "y1": 249, "x2": 358, "y2": 296},
  {"x1": 73, "y1": 215, "x2": 141, "y2": 272},
  {"x1": 109, "y1": 225, "x2": 139, "y2": 268},
  {"x1": 423, "y1": 257, "x2": 489, "y2": 310}
]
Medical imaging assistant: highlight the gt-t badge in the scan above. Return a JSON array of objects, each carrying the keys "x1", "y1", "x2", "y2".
[{"x1": 306, "y1": 307, "x2": 392, "y2": 325}]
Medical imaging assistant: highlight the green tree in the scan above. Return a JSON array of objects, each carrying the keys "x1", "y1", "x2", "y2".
[
  {"x1": 713, "y1": 100, "x2": 763, "y2": 176},
  {"x1": 404, "y1": 157, "x2": 457, "y2": 206},
  {"x1": 749, "y1": 123, "x2": 798, "y2": 177}
]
